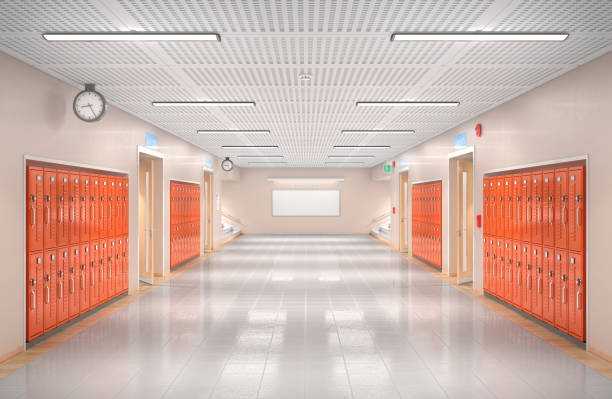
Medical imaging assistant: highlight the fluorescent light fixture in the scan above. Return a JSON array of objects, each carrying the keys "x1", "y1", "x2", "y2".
[
  {"x1": 342, "y1": 130, "x2": 415, "y2": 134},
  {"x1": 43, "y1": 32, "x2": 220, "y2": 41},
  {"x1": 328, "y1": 155, "x2": 375, "y2": 158},
  {"x1": 198, "y1": 130, "x2": 269, "y2": 134},
  {"x1": 237, "y1": 155, "x2": 284, "y2": 159},
  {"x1": 391, "y1": 32, "x2": 568, "y2": 42},
  {"x1": 249, "y1": 161, "x2": 287, "y2": 164},
  {"x1": 267, "y1": 178, "x2": 344, "y2": 182},
  {"x1": 325, "y1": 162, "x2": 365, "y2": 165},
  {"x1": 333, "y1": 145, "x2": 390, "y2": 149},
  {"x1": 356, "y1": 101, "x2": 459, "y2": 107},
  {"x1": 153, "y1": 101, "x2": 255, "y2": 107},
  {"x1": 222, "y1": 145, "x2": 278, "y2": 149}
]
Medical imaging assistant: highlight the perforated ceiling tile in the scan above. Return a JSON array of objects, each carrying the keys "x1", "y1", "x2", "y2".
[{"x1": 0, "y1": 0, "x2": 611, "y2": 167}]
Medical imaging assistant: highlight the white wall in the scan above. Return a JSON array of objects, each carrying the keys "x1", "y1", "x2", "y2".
[
  {"x1": 223, "y1": 168, "x2": 390, "y2": 234},
  {"x1": 0, "y1": 51, "x2": 226, "y2": 360},
  {"x1": 384, "y1": 51, "x2": 612, "y2": 359}
]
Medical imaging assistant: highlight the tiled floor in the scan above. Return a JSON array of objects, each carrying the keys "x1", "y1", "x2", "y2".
[{"x1": 2, "y1": 235, "x2": 612, "y2": 399}]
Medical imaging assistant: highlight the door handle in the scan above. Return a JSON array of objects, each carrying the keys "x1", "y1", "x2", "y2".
[
  {"x1": 70, "y1": 206, "x2": 74, "y2": 223},
  {"x1": 91, "y1": 270, "x2": 95, "y2": 286},
  {"x1": 46, "y1": 285, "x2": 50, "y2": 304},
  {"x1": 537, "y1": 206, "x2": 541, "y2": 224},
  {"x1": 81, "y1": 274, "x2": 85, "y2": 290},
  {"x1": 46, "y1": 206, "x2": 50, "y2": 225},
  {"x1": 562, "y1": 205, "x2": 567, "y2": 225},
  {"x1": 70, "y1": 277, "x2": 74, "y2": 294},
  {"x1": 518, "y1": 270, "x2": 521, "y2": 287},
  {"x1": 59, "y1": 280, "x2": 63, "y2": 299},
  {"x1": 31, "y1": 206, "x2": 36, "y2": 226},
  {"x1": 577, "y1": 206, "x2": 581, "y2": 227},
  {"x1": 562, "y1": 286, "x2": 566, "y2": 304},
  {"x1": 549, "y1": 280, "x2": 553, "y2": 298},
  {"x1": 577, "y1": 291, "x2": 581, "y2": 309},
  {"x1": 31, "y1": 290, "x2": 36, "y2": 310},
  {"x1": 527, "y1": 275, "x2": 531, "y2": 290},
  {"x1": 538, "y1": 277, "x2": 541, "y2": 294},
  {"x1": 549, "y1": 206, "x2": 553, "y2": 224}
]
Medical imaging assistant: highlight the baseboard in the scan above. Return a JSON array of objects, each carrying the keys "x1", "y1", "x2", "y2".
[
  {"x1": 458, "y1": 276, "x2": 473, "y2": 284},
  {"x1": 589, "y1": 345, "x2": 612, "y2": 363},
  {"x1": 0, "y1": 346, "x2": 23, "y2": 364}
]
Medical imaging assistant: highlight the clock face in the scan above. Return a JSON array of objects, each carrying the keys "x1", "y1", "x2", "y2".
[
  {"x1": 73, "y1": 89, "x2": 106, "y2": 122},
  {"x1": 221, "y1": 159, "x2": 233, "y2": 171}
]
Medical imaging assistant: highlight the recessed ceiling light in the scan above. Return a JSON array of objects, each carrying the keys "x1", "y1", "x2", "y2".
[
  {"x1": 356, "y1": 101, "x2": 459, "y2": 107},
  {"x1": 43, "y1": 32, "x2": 221, "y2": 41},
  {"x1": 222, "y1": 145, "x2": 278, "y2": 149},
  {"x1": 153, "y1": 101, "x2": 255, "y2": 107},
  {"x1": 342, "y1": 130, "x2": 415, "y2": 134},
  {"x1": 198, "y1": 130, "x2": 269, "y2": 134},
  {"x1": 391, "y1": 32, "x2": 568, "y2": 42},
  {"x1": 333, "y1": 145, "x2": 390, "y2": 149},
  {"x1": 237, "y1": 155, "x2": 284, "y2": 159}
]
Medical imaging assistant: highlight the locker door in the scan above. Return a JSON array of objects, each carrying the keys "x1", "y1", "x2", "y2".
[
  {"x1": 123, "y1": 236, "x2": 129, "y2": 291},
  {"x1": 532, "y1": 246, "x2": 543, "y2": 318},
  {"x1": 90, "y1": 177, "x2": 99, "y2": 240},
  {"x1": 568, "y1": 167, "x2": 585, "y2": 253},
  {"x1": 100, "y1": 240, "x2": 108, "y2": 301},
  {"x1": 521, "y1": 244, "x2": 531, "y2": 313},
  {"x1": 542, "y1": 172, "x2": 555, "y2": 247},
  {"x1": 57, "y1": 173, "x2": 70, "y2": 247},
  {"x1": 490, "y1": 181, "x2": 497, "y2": 236},
  {"x1": 108, "y1": 178, "x2": 116, "y2": 237},
  {"x1": 108, "y1": 239, "x2": 116, "y2": 297},
  {"x1": 117, "y1": 180, "x2": 124, "y2": 236},
  {"x1": 531, "y1": 173, "x2": 543, "y2": 244},
  {"x1": 124, "y1": 180, "x2": 129, "y2": 235},
  {"x1": 554, "y1": 169, "x2": 569, "y2": 249},
  {"x1": 43, "y1": 169, "x2": 58, "y2": 248},
  {"x1": 43, "y1": 250, "x2": 57, "y2": 331},
  {"x1": 483, "y1": 238, "x2": 490, "y2": 292},
  {"x1": 68, "y1": 246, "x2": 79, "y2": 318},
  {"x1": 504, "y1": 177, "x2": 512, "y2": 238},
  {"x1": 504, "y1": 241, "x2": 512, "y2": 302},
  {"x1": 70, "y1": 175, "x2": 80, "y2": 245},
  {"x1": 117, "y1": 238, "x2": 124, "y2": 292},
  {"x1": 80, "y1": 175, "x2": 90, "y2": 242},
  {"x1": 512, "y1": 242, "x2": 522, "y2": 307},
  {"x1": 511, "y1": 176, "x2": 520, "y2": 240},
  {"x1": 542, "y1": 248, "x2": 555, "y2": 324},
  {"x1": 521, "y1": 175, "x2": 532, "y2": 243},
  {"x1": 27, "y1": 167, "x2": 44, "y2": 252},
  {"x1": 90, "y1": 242, "x2": 100, "y2": 307},
  {"x1": 496, "y1": 240, "x2": 504, "y2": 298},
  {"x1": 79, "y1": 244, "x2": 90, "y2": 313},
  {"x1": 490, "y1": 244, "x2": 497, "y2": 296},
  {"x1": 554, "y1": 250, "x2": 569, "y2": 331},
  {"x1": 27, "y1": 252, "x2": 44, "y2": 340},
  {"x1": 100, "y1": 177, "x2": 108, "y2": 238},
  {"x1": 56, "y1": 248, "x2": 69, "y2": 324},
  {"x1": 496, "y1": 178, "x2": 504, "y2": 237},
  {"x1": 568, "y1": 252, "x2": 585, "y2": 341}
]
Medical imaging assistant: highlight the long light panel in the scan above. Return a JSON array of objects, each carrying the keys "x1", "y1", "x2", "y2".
[
  {"x1": 356, "y1": 101, "x2": 459, "y2": 107},
  {"x1": 391, "y1": 32, "x2": 568, "y2": 42},
  {"x1": 249, "y1": 162, "x2": 288, "y2": 165},
  {"x1": 154, "y1": 101, "x2": 255, "y2": 107},
  {"x1": 342, "y1": 130, "x2": 415, "y2": 134},
  {"x1": 267, "y1": 178, "x2": 344, "y2": 182},
  {"x1": 325, "y1": 162, "x2": 364, "y2": 165},
  {"x1": 43, "y1": 32, "x2": 221, "y2": 41},
  {"x1": 222, "y1": 145, "x2": 278, "y2": 149},
  {"x1": 237, "y1": 155, "x2": 284, "y2": 159},
  {"x1": 328, "y1": 155, "x2": 375, "y2": 158},
  {"x1": 198, "y1": 130, "x2": 269, "y2": 134},
  {"x1": 333, "y1": 145, "x2": 390, "y2": 149}
]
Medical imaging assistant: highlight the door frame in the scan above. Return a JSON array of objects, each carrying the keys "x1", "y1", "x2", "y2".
[{"x1": 448, "y1": 146, "x2": 476, "y2": 284}]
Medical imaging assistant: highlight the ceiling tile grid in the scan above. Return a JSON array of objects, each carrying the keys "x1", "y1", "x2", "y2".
[{"x1": 0, "y1": 0, "x2": 611, "y2": 167}]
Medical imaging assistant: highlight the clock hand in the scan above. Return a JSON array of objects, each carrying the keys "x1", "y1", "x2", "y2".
[{"x1": 87, "y1": 104, "x2": 96, "y2": 117}]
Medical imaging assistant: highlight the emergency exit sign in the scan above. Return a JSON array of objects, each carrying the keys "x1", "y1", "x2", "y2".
[{"x1": 383, "y1": 164, "x2": 392, "y2": 173}]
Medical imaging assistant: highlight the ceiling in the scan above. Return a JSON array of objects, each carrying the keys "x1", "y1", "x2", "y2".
[{"x1": 1, "y1": 0, "x2": 611, "y2": 168}]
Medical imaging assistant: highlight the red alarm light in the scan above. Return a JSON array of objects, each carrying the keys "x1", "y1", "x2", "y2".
[
  {"x1": 476, "y1": 214, "x2": 482, "y2": 228},
  {"x1": 475, "y1": 123, "x2": 482, "y2": 137},
  {"x1": 392, "y1": 160, "x2": 396, "y2": 168},
  {"x1": 392, "y1": 207, "x2": 396, "y2": 215}
]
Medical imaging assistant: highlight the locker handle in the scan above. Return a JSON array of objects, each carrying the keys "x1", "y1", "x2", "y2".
[
  {"x1": 562, "y1": 286, "x2": 566, "y2": 304},
  {"x1": 31, "y1": 290, "x2": 36, "y2": 310},
  {"x1": 46, "y1": 206, "x2": 50, "y2": 225},
  {"x1": 31, "y1": 206, "x2": 36, "y2": 226},
  {"x1": 59, "y1": 206, "x2": 63, "y2": 224},
  {"x1": 59, "y1": 280, "x2": 63, "y2": 299},
  {"x1": 577, "y1": 291, "x2": 581, "y2": 309},
  {"x1": 527, "y1": 205, "x2": 531, "y2": 222},
  {"x1": 70, "y1": 277, "x2": 74, "y2": 294},
  {"x1": 577, "y1": 206, "x2": 581, "y2": 227},
  {"x1": 562, "y1": 205, "x2": 567, "y2": 225},
  {"x1": 549, "y1": 281, "x2": 553, "y2": 298},
  {"x1": 518, "y1": 204, "x2": 521, "y2": 221},
  {"x1": 70, "y1": 206, "x2": 74, "y2": 223},
  {"x1": 518, "y1": 270, "x2": 521, "y2": 287},
  {"x1": 101, "y1": 268, "x2": 104, "y2": 281},
  {"x1": 537, "y1": 206, "x2": 541, "y2": 224},
  {"x1": 527, "y1": 275, "x2": 531, "y2": 290},
  {"x1": 46, "y1": 285, "x2": 50, "y2": 304},
  {"x1": 508, "y1": 267, "x2": 511, "y2": 281},
  {"x1": 81, "y1": 205, "x2": 85, "y2": 222},
  {"x1": 109, "y1": 265, "x2": 112, "y2": 280},
  {"x1": 538, "y1": 277, "x2": 541, "y2": 294},
  {"x1": 81, "y1": 274, "x2": 85, "y2": 290},
  {"x1": 91, "y1": 270, "x2": 95, "y2": 287},
  {"x1": 109, "y1": 203, "x2": 112, "y2": 220},
  {"x1": 91, "y1": 204, "x2": 95, "y2": 221}
]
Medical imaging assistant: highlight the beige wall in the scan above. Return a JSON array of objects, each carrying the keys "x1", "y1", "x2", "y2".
[
  {"x1": 223, "y1": 168, "x2": 390, "y2": 234},
  {"x1": 0, "y1": 51, "x2": 226, "y2": 359},
  {"x1": 384, "y1": 51, "x2": 612, "y2": 358}
]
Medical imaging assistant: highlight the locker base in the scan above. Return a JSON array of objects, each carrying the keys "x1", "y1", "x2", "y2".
[
  {"x1": 170, "y1": 254, "x2": 201, "y2": 270},
  {"x1": 26, "y1": 291, "x2": 128, "y2": 347},
  {"x1": 412, "y1": 255, "x2": 442, "y2": 270},
  {"x1": 483, "y1": 292, "x2": 586, "y2": 346}
]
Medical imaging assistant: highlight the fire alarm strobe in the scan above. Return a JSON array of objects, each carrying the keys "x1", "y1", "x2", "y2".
[{"x1": 475, "y1": 123, "x2": 482, "y2": 137}]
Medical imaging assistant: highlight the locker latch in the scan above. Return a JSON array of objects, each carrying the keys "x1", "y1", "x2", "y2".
[
  {"x1": 45, "y1": 274, "x2": 50, "y2": 281},
  {"x1": 58, "y1": 270, "x2": 63, "y2": 277},
  {"x1": 31, "y1": 195, "x2": 36, "y2": 202},
  {"x1": 527, "y1": 196, "x2": 531, "y2": 202},
  {"x1": 537, "y1": 196, "x2": 541, "y2": 202},
  {"x1": 537, "y1": 267, "x2": 542, "y2": 274},
  {"x1": 59, "y1": 195, "x2": 63, "y2": 202},
  {"x1": 562, "y1": 274, "x2": 567, "y2": 282},
  {"x1": 31, "y1": 278, "x2": 36, "y2": 286},
  {"x1": 527, "y1": 264, "x2": 531, "y2": 270},
  {"x1": 116, "y1": 254, "x2": 119, "y2": 259},
  {"x1": 91, "y1": 261, "x2": 95, "y2": 267},
  {"x1": 82, "y1": 196, "x2": 85, "y2": 201},
  {"x1": 562, "y1": 195, "x2": 567, "y2": 202},
  {"x1": 549, "y1": 195, "x2": 553, "y2": 201},
  {"x1": 549, "y1": 271, "x2": 554, "y2": 277},
  {"x1": 46, "y1": 195, "x2": 50, "y2": 202},
  {"x1": 108, "y1": 256, "x2": 112, "y2": 262},
  {"x1": 576, "y1": 278, "x2": 581, "y2": 286},
  {"x1": 517, "y1": 261, "x2": 521, "y2": 267},
  {"x1": 91, "y1": 196, "x2": 95, "y2": 201},
  {"x1": 81, "y1": 264, "x2": 86, "y2": 270},
  {"x1": 100, "y1": 258, "x2": 103, "y2": 265},
  {"x1": 70, "y1": 267, "x2": 74, "y2": 273},
  {"x1": 576, "y1": 195, "x2": 581, "y2": 202},
  {"x1": 71, "y1": 196, "x2": 74, "y2": 202}
]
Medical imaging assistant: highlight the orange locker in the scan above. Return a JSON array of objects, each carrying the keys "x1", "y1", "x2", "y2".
[
  {"x1": 100, "y1": 240, "x2": 108, "y2": 301},
  {"x1": 490, "y1": 245, "x2": 498, "y2": 296},
  {"x1": 489, "y1": 180, "x2": 496, "y2": 236},
  {"x1": 69, "y1": 174, "x2": 80, "y2": 245},
  {"x1": 554, "y1": 250, "x2": 569, "y2": 332},
  {"x1": 532, "y1": 246, "x2": 543, "y2": 318},
  {"x1": 554, "y1": 169, "x2": 569, "y2": 249},
  {"x1": 512, "y1": 175, "x2": 521, "y2": 240},
  {"x1": 90, "y1": 241, "x2": 100, "y2": 307},
  {"x1": 27, "y1": 167, "x2": 44, "y2": 252},
  {"x1": 117, "y1": 238, "x2": 125, "y2": 292},
  {"x1": 504, "y1": 241, "x2": 512, "y2": 302},
  {"x1": 483, "y1": 180, "x2": 490, "y2": 235},
  {"x1": 568, "y1": 252, "x2": 585, "y2": 340},
  {"x1": 531, "y1": 173, "x2": 543, "y2": 244},
  {"x1": 109, "y1": 239, "x2": 116, "y2": 297},
  {"x1": 100, "y1": 177, "x2": 108, "y2": 238},
  {"x1": 503, "y1": 177, "x2": 512, "y2": 238},
  {"x1": 495, "y1": 239, "x2": 504, "y2": 298},
  {"x1": 90, "y1": 177, "x2": 100, "y2": 240},
  {"x1": 27, "y1": 252, "x2": 44, "y2": 340},
  {"x1": 123, "y1": 236, "x2": 129, "y2": 291},
  {"x1": 68, "y1": 246, "x2": 80, "y2": 318},
  {"x1": 57, "y1": 174, "x2": 70, "y2": 247},
  {"x1": 542, "y1": 172, "x2": 555, "y2": 247},
  {"x1": 79, "y1": 243, "x2": 90, "y2": 313},
  {"x1": 512, "y1": 242, "x2": 522, "y2": 307},
  {"x1": 56, "y1": 248, "x2": 69, "y2": 324},
  {"x1": 521, "y1": 244, "x2": 531, "y2": 312},
  {"x1": 521, "y1": 175, "x2": 531, "y2": 243},
  {"x1": 43, "y1": 249, "x2": 57, "y2": 331},
  {"x1": 542, "y1": 248, "x2": 555, "y2": 324},
  {"x1": 117, "y1": 180, "x2": 124, "y2": 236},
  {"x1": 495, "y1": 178, "x2": 504, "y2": 237},
  {"x1": 568, "y1": 167, "x2": 585, "y2": 252},
  {"x1": 109, "y1": 178, "x2": 116, "y2": 237},
  {"x1": 44, "y1": 169, "x2": 58, "y2": 248},
  {"x1": 80, "y1": 175, "x2": 90, "y2": 242}
]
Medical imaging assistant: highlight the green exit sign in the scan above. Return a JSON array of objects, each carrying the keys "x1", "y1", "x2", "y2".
[{"x1": 383, "y1": 164, "x2": 391, "y2": 173}]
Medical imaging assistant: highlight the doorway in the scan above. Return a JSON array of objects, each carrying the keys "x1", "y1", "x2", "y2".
[
  {"x1": 449, "y1": 147, "x2": 474, "y2": 285},
  {"x1": 203, "y1": 172, "x2": 213, "y2": 252},
  {"x1": 138, "y1": 148, "x2": 164, "y2": 284},
  {"x1": 399, "y1": 171, "x2": 409, "y2": 253}
]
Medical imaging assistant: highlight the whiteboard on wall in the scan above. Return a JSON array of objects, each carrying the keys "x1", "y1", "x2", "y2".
[{"x1": 272, "y1": 190, "x2": 340, "y2": 216}]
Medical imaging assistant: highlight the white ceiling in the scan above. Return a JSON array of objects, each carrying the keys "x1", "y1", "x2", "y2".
[{"x1": 1, "y1": 0, "x2": 611, "y2": 168}]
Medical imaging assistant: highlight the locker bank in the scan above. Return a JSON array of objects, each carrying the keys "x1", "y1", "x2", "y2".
[{"x1": 1, "y1": 1, "x2": 612, "y2": 398}]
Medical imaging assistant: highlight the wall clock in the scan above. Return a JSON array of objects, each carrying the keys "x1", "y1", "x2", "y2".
[{"x1": 73, "y1": 83, "x2": 106, "y2": 122}]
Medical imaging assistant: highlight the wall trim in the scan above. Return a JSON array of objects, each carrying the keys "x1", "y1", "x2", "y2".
[
  {"x1": 0, "y1": 346, "x2": 23, "y2": 364},
  {"x1": 169, "y1": 178, "x2": 200, "y2": 186},
  {"x1": 448, "y1": 145, "x2": 475, "y2": 159},
  {"x1": 483, "y1": 155, "x2": 588, "y2": 175},
  {"x1": 24, "y1": 155, "x2": 129, "y2": 175},
  {"x1": 137, "y1": 145, "x2": 164, "y2": 159},
  {"x1": 589, "y1": 345, "x2": 612, "y2": 364}
]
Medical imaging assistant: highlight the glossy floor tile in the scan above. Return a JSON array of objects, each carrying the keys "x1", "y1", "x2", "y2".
[{"x1": 2, "y1": 235, "x2": 612, "y2": 399}]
